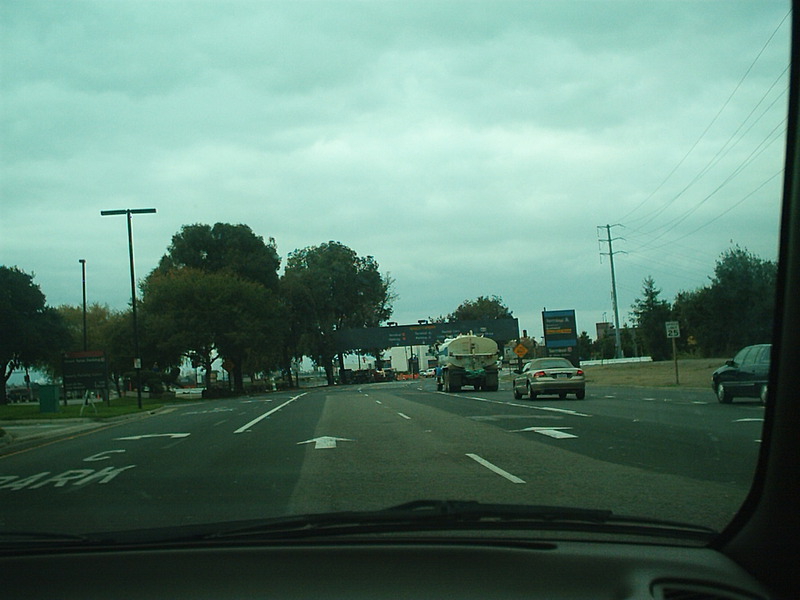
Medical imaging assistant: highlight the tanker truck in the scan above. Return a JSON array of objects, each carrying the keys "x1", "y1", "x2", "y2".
[{"x1": 436, "y1": 333, "x2": 499, "y2": 392}]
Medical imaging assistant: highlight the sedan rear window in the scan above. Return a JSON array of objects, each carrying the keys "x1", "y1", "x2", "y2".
[{"x1": 534, "y1": 359, "x2": 574, "y2": 369}]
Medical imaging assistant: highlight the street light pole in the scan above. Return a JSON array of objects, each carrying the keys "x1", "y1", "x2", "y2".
[
  {"x1": 101, "y1": 208, "x2": 156, "y2": 409},
  {"x1": 79, "y1": 259, "x2": 87, "y2": 351}
]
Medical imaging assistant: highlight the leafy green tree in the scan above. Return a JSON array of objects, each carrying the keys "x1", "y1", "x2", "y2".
[
  {"x1": 577, "y1": 331, "x2": 593, "y2": 361},
  {"x1": 706, "y1": 246, "x2": 776, "y2": 354},
  {"x1": 102, "y1": 309, "x2": 137, "y2": 398},
  {"x1": 672, "y1": 288, "x2": 713, "y2": 357},
  {"x1": 150, "y1": 223, "x2": 284, "y2": 389},
  {"x1": 283, "y1": 241, "x2": 394, "y2": 385},
  {"x1": 631, "y1": 277, "x2": 672, "y2": 361},
  {"x1": 672, "y1": 246, "x2": 777, "y2": 357},
  {"x1": 157, "y1": 223, "x2": 281, "y2": 290},
  {"x1": 0, "y1": 266, "x2": 71, "y2": 403},
  {"x1": 276, "y1": 276, "x2": 316, "y2": 387},
  {"x1": 592, "y1": 330, "x2": 616, "y2": 360},
  {"x1": 449, "y1": 295, "x2": 513, "y2": 321},
  {"x1": 140, "y1": 268, "x2": 284, "y2": 391},
  {"x1": 56, "y1": 303, "x2": 118, "y2": 353}
]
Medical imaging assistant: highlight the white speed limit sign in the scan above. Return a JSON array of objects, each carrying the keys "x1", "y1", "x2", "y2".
[{"x1": 665, "y1": 321, "x2": 681, "y2": 338}]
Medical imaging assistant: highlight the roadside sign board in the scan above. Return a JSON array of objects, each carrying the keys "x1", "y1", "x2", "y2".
[
  {"x1": 514, "y1": 343, "x2": 528, "y2": 358},
  {"x1": 62, "y1": 350, "x2": 108, "y2": 392},
  {"x1": 542, "y1": 309, "x2": 579, "y2": 365},
  {"x1": 665, "y1": 321, "x2": 681, "y2": 338}
]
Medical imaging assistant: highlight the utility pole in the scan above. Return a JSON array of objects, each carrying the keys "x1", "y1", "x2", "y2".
[
  {"x1": 79, "y1": 259, "x2": 87, "y2": 351},
  {"x1": 598, "y1": 224, "x2": 625, "y2": 359}
]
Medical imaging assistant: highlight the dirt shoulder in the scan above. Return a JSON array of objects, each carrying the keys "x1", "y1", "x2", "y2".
[{"x1": 581, "y1": 358, "x2": 724, "y2": 389}]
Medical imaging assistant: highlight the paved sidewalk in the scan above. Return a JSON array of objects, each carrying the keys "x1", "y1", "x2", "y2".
[
  {"x1": 0, "y1": 420, "x2": 105, "y2": 446},
  {"x1": 0, "y1": 407, "x2": 166, "y2": 454}
]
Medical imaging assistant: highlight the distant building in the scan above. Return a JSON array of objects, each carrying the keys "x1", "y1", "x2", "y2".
[{"x1": 596, "y1": 322, "x2": 612, "y2": 340}]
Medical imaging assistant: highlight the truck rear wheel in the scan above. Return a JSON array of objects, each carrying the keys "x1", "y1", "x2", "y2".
[{"x1": 445, "y1": 371, "x2": 461, "y2": 393}]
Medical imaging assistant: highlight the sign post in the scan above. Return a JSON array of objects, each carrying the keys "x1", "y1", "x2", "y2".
[
  {"x1": 513, "y1": 342, "x2": 528, "y2": 372},
  {"x1": 665, "y1": 321, "x2": 681, "y2": 384}
]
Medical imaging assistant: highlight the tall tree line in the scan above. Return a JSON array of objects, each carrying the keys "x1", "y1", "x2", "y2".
[
  {"x1": 0, "y1": 223, "x2": 395, "y2": 402},
  {"x1": 629, "y1": 246, "x2": 777, "y2": 360}
]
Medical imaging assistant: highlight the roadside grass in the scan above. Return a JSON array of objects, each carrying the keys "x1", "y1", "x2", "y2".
[
  {"x1": 0, "y1": 396, "x2": 166, "y2": 421},
  {"x1": 581, "y1": 358, "x2": 724, "y2": 389}
]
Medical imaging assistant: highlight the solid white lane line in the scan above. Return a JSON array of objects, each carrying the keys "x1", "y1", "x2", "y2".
[
  {"x1": 397, "y1": 412, "x2": 411, "y2": 420},
  {"x1": 465, "y1": 453, "x2": 525, "y2": 484},
  {"x1": 234, "y1": 392, "x2": 308, "y2": 434}
]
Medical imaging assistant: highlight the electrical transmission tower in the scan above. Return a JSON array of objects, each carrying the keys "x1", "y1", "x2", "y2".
[{"x1": 598, "y1": 224, "x2": 625, "y2": 359}]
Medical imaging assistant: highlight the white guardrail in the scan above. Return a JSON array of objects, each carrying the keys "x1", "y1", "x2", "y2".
[{"x1": 580, "y1": 357, "x2": 653, "y2": 366}]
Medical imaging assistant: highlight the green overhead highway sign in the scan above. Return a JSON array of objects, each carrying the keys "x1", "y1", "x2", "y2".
[{"x1": 335, "y1": 318, "x2": 519, "y2": 351}]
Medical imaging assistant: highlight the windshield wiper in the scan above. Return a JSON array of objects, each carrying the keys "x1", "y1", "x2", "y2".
[{"x1": 200, "y1": 500, "x2": 717, "y2": 543}]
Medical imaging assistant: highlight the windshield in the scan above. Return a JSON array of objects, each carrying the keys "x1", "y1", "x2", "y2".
[{"x1": 0, "y1": 1, "x2": 788, "y2": 544}]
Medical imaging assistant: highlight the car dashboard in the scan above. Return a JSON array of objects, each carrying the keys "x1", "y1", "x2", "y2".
[{"x1": 2, "y1": 539, "x2": 774, "y2": 600}]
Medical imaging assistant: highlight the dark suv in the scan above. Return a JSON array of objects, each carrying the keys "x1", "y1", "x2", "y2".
[{"x1": 712, "y1": 344, "x2": 771, "y2": 404}]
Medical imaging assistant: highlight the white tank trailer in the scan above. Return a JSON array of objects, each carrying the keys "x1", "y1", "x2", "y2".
[{"x1": 436, "y1": 333, "x2": 499, "y2": 392}]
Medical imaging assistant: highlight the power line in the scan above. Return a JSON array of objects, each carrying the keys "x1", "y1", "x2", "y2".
[
  {"x1": 618, "y1": 9, "x2": 790, "y2": 226},
  {"x1": 629, "y1": 125, "x2": 785, "y2": 252}
]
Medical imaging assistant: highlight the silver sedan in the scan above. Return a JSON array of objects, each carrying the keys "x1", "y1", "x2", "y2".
[{"x1": 512, "y1": 357, "x2": 586, "y2": 400}]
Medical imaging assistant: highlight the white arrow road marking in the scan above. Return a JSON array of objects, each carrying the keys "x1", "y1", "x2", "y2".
[
  {"x1": 84, "y1": 450, "x2": 127, "y2": 462},
  {"x1": 511, "y1": 427, "x2": 577, "y2": 439},
  {"x1": 234, "y1": 392, "x2": 307, "y2": 434},
  {"x1": 466, "y1": 454, "x2": 525, "y2": 484},
  {"x1": 115, "y1": 433, "x2": 190, "y2": 440},
  {"x1": 297, "y1": 436, "x2": 355, "y2": 449}
]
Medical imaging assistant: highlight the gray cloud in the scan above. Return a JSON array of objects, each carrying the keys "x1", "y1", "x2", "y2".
[{"x1": 1, "y1": 1, "x2": 790, "y2": 338}]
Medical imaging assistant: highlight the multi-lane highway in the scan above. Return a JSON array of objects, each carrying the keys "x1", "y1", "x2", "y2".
[{"x1": 0, "y1": 380, "x2": 763, "y2": 535}]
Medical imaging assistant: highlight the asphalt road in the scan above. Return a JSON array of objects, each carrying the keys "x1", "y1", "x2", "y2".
[{"x1": 0, "y1": 381, "x2": 763, "y2": 535}]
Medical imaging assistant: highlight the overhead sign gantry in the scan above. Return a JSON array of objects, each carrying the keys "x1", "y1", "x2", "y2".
[{"x1": 335, "y1": 318, "x2": 520, "y2": 351}]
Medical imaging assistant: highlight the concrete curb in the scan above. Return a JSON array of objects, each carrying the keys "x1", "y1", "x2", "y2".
[{"x1": 0, "y1": 406, "x2": 168, "y2": 451}]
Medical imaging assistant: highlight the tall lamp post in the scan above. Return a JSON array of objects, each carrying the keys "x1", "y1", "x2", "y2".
[
  {"x1": 78, "y1": 259, "x2": 87, "y2": 351},
  {"x1": 100, "y1": 208, "x2": 157, "y2": 409}
]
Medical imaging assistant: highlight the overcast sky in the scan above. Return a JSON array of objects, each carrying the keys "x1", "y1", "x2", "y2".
[{"x1": 1, "y1": 1, "x2": 791, "y2": 343}]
